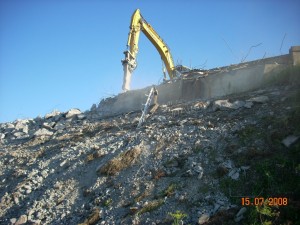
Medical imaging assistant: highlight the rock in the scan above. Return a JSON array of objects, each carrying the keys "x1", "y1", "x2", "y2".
[
  {"x1": 34, "y1": 128, "x2": 53, "y2": 137},
  {"x1": 14, "y1": 196, "x2": 19, "y2": 204},
  {"x1": 13, "y1": 132, "x2": 25, "y2": 138},
  {"x1": 240, "y1": 166, "x2": 250, "y2": 173},
  {"x1": 212, "y1": 99, "x2": 244, "y2": 111},
  {"x1": 10, "y1": 218, "x2": 17, "y2": 224},
  {"x1": 235, "y1": 207, "x2": 247, "y2": 222},
  {"x1": 0, "y1": 133, "x2": 5, "y2": 139},
  {"x1": 53, "y1": 182, "x2": 62, "y2": 190},
  {"x1": 28, "y1": 219, "x2": 41, "y2": 225},
  {"x1": 54, "y1": 122, "x2": 65, "y2": 131},
  {"x1": 45, "y1": 110, "x2": 61, "y2": 119},
  {"x1": 282, "y1": 135, "x2": 299, "y2": 147},
  {"x1": 27, "y1": 209, "x2": 35, "y2": 219},
  {"x1": 212, "y1": 100, "x2": 231, "y2": 111},
  {"x1": 221, "y1": 160, "x2": 234, "y2": 169},
  {"x1": 60, "y1": 160, "x2": 67, "y2": 167},
  {"x1": 130, "y1": 207, "x2": 139, "y2": 214},
  {"x1": 156, "y1": 116, "x2": 167, "y2": 122},
  {"x1": 248, "y1": 95, "x2": 269, "y2": 103},
  {"x1": 13, "y1": 132, "x2": 29, "y2": 140},
  {"x1": 194, "y1": 101, "x2": 210, "y2": 110},
  {"x1": 228, "y1": 168, "x2": 240, "y2": 180},
  {"x1": 15, "y1": 214, "x2": 27, "y2": 225},
  {"x1": 36, "y1": 211, "x2": 44, "y2": 220},
  {"x1": 171, "y1": 107, "x2": 183, "y2": 113},
  {"x1": 180, "y1": 119, "x2": 189, "y2": 126},
  {"x1": 28, "y1": 170, "x2": 39, "y2": 179},
  {"x1": 9, "y1": 158, "x2": 14, "y2": 163},
  {"x1": 41, "y1": 170, "x2": 48, "y2": 178},
  {"x1": 198, "y1": 213, "x2": 210, "y2": 224},
  {"x1": 42, "y1": 122, "x2": 55, "y2": 130},
  {"x1": 15, "y1": 120, "x2": 29, "y2": 133},
  {"x1": 216, "y1": 200, "x2": 225, "y2": 205},
  {"x1": 231, "y1": 100, "x2": 245, "y2": 109},
  {"x1": 35, "y1": 176, "x2": 43, "y2": 183},
  {"x1": 90, "y1": 104, "x2": 97, "y2": 111},
  {"x1": 65, "y1": 108, "x2": 82, "y2": 119},
  {"x1": 212, "y1": 203, "x2": 221, "y2": 214},
  {"x1": 24, "y1": 185, "x2": 32, "y2": 190},
  {"x1": 5, "y1": 123, "x2": 15, "y2": 131},
  {"x1": 194, "y1": 164, "x2": 204, "y2": 179},
  {"x1": 244, "y1": 101, "x2": 253, "y2": 109},
  {"x1": 77, "y1": 114, "x2": 86, "y2": 120}
]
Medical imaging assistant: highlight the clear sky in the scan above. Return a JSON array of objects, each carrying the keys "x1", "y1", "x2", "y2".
[{"x1": 0, "y1": 0, "x2": 299, "y2": 123}]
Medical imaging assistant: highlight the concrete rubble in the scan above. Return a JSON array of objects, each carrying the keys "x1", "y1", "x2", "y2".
[
  {"x1": 234, "y1": 207, "x2": 247, "y2": 222},
  {"x1": 281, "y1": 135, "x2": 299, "y2": 148},
  {"x1": 0, "y1": 81, "x2": 299, "y2": 224}
]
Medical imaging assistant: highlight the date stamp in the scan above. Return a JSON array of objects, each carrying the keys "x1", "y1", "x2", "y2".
[{"x1": 241, "y1": 197, "x2": 288, "y2": 206}]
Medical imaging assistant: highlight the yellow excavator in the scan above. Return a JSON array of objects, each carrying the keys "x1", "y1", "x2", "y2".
[{"x1": 122, "y1": 9, "x2": 187, "y2": 91}]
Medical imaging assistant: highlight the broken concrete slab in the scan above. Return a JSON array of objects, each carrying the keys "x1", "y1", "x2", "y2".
[
  {"x1": 54, "y1": 122, "x2": 65, "y2": 131},
  {"x1": 244, "y1": 101, "x2": 254, "y2": 108},
  {"x1": 248, "y1": 95, "x2": 269, "y2": 103},
  {"x1": 13, "y1": 132, "x2": 29, "y2": 139},
  {"x1": 282, "y1": 135, "x2": 299, "y2": 147},
  {"x1": 5, "y1": 123, "x2": 15, "y2": 132},
  {"x1": 198, "y1": 213, "x2": 210, "y2": 224},
  {"x1": 235, "y1": 207, "x2": 247, "y2": 222},
  {"x1": 15, "y1": 120, "x2": 29, "y2": 134},
  {"x1": 77, "y1": 114, "x2": 86, "y2": 120},
  {"x1": 65, "y1": 108, "x2": 82, "y2": 119},
  {"x1": 45, "y1": 110, "x2": 61, "y2": 119},
  {"x1": 228, "y1": 168, "x2": 240, "y2": 180},
  {"x1": 212, "y1": 99, "x2": 245, "y2": 111},
  {"x1": 34, "y1": 128, "x2": 54, "y2": 137}
]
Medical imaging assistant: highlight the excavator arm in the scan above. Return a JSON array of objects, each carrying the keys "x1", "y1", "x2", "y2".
[{"x1": 122, "y1": 9, "x2": 176, "y2": 91}]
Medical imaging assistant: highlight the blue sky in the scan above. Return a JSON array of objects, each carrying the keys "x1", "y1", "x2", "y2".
[{"x1": 0, "y1": 0, "x2": 299, "y2": 123}]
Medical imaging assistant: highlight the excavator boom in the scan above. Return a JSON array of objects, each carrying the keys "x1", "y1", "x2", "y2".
[{"x1": 122, "y1": 9, "x2": 176, "y2": 91}]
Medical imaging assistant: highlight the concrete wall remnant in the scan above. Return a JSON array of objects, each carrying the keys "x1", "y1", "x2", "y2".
[
  {"x1": 290, "y1": 46, "x2": 300, "y2": 66},
  {"x1": 94, "y1": 46, "x2": 299, "y2": 118}
]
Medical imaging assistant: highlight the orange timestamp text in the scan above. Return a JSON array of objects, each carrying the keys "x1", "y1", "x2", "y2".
[{"x1": 241, "y1": 197, "x2": 288, "y2": 206}]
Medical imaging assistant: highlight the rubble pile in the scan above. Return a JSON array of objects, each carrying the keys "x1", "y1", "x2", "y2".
[{"x1": 0, "y1": 83, "x2": 299, "y2": 224}]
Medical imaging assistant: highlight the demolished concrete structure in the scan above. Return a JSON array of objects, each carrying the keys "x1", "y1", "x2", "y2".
[
  {"x1": 1, "y1": 79, "x2": 299, "y2": 224},
  {"x1": 91, "y1": 46, "x2": 300, "y2": 119}
]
